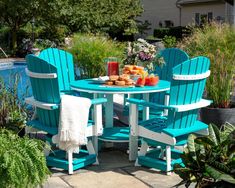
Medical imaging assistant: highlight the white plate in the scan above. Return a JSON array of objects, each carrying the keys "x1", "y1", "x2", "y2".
[{"x1": 92, "y1": 76, "x2": 109, "y2": 84}]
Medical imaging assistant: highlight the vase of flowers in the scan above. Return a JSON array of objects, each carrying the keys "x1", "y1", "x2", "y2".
[{"x1": 124, "y1": 38, "x2": 165, "y2": 72}]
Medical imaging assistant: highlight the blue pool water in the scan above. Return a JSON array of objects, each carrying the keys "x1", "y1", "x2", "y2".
[{"x1": 0, "y1": 62, "x2": 32, "y2": 99}]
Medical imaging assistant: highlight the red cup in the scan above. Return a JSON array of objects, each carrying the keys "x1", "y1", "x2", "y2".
[{"x1": 107, "y1": 61, "x2": 119, "y2": 76}]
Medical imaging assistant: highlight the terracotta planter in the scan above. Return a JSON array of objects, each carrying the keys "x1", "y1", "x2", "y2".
[{"x1": 200, "y1": 106, "x2": 235, "y2": 127}]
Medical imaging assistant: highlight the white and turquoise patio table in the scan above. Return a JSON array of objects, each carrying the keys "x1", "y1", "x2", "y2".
[{"x1": 70, "y1": 79, "x2": 170, "y2": 161}]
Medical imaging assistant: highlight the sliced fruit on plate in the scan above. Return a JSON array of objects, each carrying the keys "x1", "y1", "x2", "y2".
[
  {"x1": 146, "y1": 74, "x2": 159, "y2": 86},
  {"x1": 136, "y1": 74, "x2": 146, "y2": 87}
]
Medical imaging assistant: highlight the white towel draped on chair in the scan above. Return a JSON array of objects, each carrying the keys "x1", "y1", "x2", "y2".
[{"x1": 52, "y1": 95, "x2": 91, "y2": 153}]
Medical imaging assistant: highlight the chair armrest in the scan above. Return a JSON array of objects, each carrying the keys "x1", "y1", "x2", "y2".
[
  {"x1": 127, "y1": 98, "x2": 177, "y2": 111},
  {"x1": 25, "y1": 97, "x2": 59, "y2": 110},
  {"x1": 165, "y1": 90, "x2": 170, "y2": 95},
  {"x1": 91, "y1": 98, "x2": 107, "y2": 105},
  {"x1": 170, "y1": 99, "x2": 212, "y2": 112}
]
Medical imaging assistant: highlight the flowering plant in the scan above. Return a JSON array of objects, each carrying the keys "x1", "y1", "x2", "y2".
[{"x1": 124, "y1": 38, "x2": 165, "y2": 72}]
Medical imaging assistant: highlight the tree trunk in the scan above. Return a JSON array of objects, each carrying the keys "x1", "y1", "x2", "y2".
[{"x1": 11, "y1": 28, "x2": 17, "y2": 53}]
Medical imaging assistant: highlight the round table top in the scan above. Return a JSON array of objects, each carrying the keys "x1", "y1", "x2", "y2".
[{"x1": 70, "y1": 79, "x2": 170, "y2": 94}]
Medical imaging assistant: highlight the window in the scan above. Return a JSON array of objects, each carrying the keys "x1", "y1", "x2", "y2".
[
  {"x1": 208, "y1": 12, "x2": 213, "y2": 22},
  {"x1": 195, "y1": 12, "x2": 213, "y2": 26},
  {"x1": 200, "y1": 14, "x2": 208, "y2": 25},
  {"x1": 195, "y1": 13, "x2": 200, "y2": 26}
]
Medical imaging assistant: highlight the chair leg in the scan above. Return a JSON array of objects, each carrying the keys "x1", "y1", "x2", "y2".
[
  {"x1": 158, "y1": 146, "x2": 164, "y2": 159},
  {"x1": 166, "y1": 146, "x2": 171, "y2": 175},
  {"x1": 68, "y1": 150, "x2": 73, "y2": 175},
  {"x1": 86, "y1": 140, "x2": 99, "y2": 165},
  {"x1": 135, "y1": 141, "x2": 149, "y2": 166},
  {"x1": 43, "y1": 141, "x2": 50, "y2": 156},
  {"x1": 92, "y1": 136, "x2": 98, "y2": 155}
]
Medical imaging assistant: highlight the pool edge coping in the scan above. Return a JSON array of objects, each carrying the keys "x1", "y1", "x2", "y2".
[{"x1": 0, "y1": 58, "x2": 25, "y2": 63}]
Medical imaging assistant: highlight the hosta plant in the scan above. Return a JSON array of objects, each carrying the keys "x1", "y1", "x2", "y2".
[
  {"x1": 174, "y1": 124, "x2": 235, "y2": 188},
  {"x1": 0, "y1": 129, "x2": 50, "y2": 187}
]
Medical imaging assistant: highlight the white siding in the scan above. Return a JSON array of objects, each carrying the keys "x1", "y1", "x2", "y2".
[
  {"x1": 225, "y1": 2, "x2": 234, "y2": 24},
  {"x1": 139, "y1": 1, "x2": 232, "y2": 36},
  {"x1": 181, "y1": 3, "x2": 226, "y2": 26},
  {"x1": 139, "y1": 0, "x2": 180, "y2": 35}
]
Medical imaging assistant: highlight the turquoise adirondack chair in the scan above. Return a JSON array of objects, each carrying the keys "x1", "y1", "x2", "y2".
[
  {"x1": 39, "y1": 48, "x2": 75, "y2": 94},
  {"x1": 39, "y1": 48, "x2": 93, "y2": 99},
  {"x1": 127, "y1": 56, "x2": 212, "y2": 174},
  {"x1": 115, "y1": 48, "x2": 189, "y2": 124},
  {"x1": 25, "y1": 54, "x2": 107, "y2": 174},
  {"x1": 151, "y1": 48, "x2": 189, "y2": 106}
]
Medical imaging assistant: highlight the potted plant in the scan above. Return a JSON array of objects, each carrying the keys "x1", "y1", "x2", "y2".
[
  {"x1": 178, "y1": 22, "x2": 235, "y2": 127},
  {"x1": 124, "y1": 38, "x2": 165, "y2": 72},
  {"x1": 0, "y1": 129, "x2": 50, "y2": 187},
  {"x1": 174, "y1": 124, "x2": 235, "y2": 188}
]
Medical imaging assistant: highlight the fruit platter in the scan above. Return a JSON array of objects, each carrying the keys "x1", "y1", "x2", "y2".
[
  {"x1": 103, "y1": 64, "x2": 159, "y2": 87},
  {"x1": 136, "y1": 74, "x2": 159, "y2": 87}
]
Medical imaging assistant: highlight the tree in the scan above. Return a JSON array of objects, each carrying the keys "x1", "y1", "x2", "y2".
[
  {"x1": 0, "y1": 0, "x2": 143, "y2": 53},
  {"x1": 58, "y1": 0, "x2": 143, "y2": 37},
  {"x1": 0, "y1": 0, "x2": 41, "y2": 51}
]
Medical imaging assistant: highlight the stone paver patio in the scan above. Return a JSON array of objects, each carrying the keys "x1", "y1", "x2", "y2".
[{"x1": 43, "y1": 149, "x2": 183, "y2": 188}]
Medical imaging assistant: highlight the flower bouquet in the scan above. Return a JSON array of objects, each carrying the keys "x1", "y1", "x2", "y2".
[{"x1": 124, "y1": 38, "x2": 165, "y2": 72}]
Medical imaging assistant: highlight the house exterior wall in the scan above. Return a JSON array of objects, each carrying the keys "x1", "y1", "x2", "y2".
[
  {"x1": 180, "y1": 2, "x2": 226, "y2": 26},
  {"x1": 139, "y1": 0, "x2": 232, "y2": 36},
  {"x1": 139, "y1": 0, "x2": 180, "y2": 35},
  {"x1": 225, "y1": 2, "x2": 234, "y2": 23}
]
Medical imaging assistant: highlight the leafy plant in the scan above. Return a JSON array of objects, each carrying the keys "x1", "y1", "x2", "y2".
[
  {"x1": 0, "y1": 129, "x2": 50, "y2": 187},
  {"x1": 68, "y1": 33, "x2": 125, "y2": 78},
  {"x1": 162, "y1": 35, "x2": 177, "y2": 48},
  {"x1": 0, "y1": 75, "x2": 28, "y2": 133},
  {"x1": 174, "y1": 124, "x2": 235, "y2": 188},
  {"x1": 178, "y1": 22, "x2": 235, "y2": 108},
  {"x1": 33, "y1": 38, "x2": 57, "y2": 50}
]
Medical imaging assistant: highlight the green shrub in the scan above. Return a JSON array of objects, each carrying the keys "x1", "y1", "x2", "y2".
[
  {"x1": 0, "y1": 75, "x2": 28, "y2": 133},
  {"x1": 68, "y1": 33, "x2": 125, "y2": 78},
  {"x1": 174, "y1": 124, "x2": 235, "y2": 187},
  {"x1": 0, "y1": 27, "x2": 13, "y2": 57},
  {"x1": 153, "y1": 28, "x2": 170, "y2": 38},
  {"x1": 162, "y1": 36, "x2": 177, "y2": 48},
  {"x1": 153, "y1": 26, "x2": 190, "y2": 39},
  {"x1": 178, "y1": 22, "x2": 235, "y2": 108},
  {"x1": 0, "y1": 129, "x2": 50, "y2": 187}
]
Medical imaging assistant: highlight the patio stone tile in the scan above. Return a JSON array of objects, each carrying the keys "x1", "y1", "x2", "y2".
[
  {"x1": 43, "y1": 177, "x2": 71, "y2": 188},
  {"x1": 83, "y1": 150, "x2": 133, "y2": 171},
  {"x1": 49, "y1": 150, "x2": 133, "y2": 176},
  {"x1": 122, "y1": 166, "x2": 183, "y2": 188},
  {"x1": 62, "y1": 168, "x2": 148, "y2": 188}
]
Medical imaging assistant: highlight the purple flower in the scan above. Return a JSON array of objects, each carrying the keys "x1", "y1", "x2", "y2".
[{"x1": 139, "y1": 51, "x2": 152, "y2": 61}]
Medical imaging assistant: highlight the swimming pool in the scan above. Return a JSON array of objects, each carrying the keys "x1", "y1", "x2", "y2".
[{"x1": 0, "y1": 61, "x2": 32, "y2": 99}]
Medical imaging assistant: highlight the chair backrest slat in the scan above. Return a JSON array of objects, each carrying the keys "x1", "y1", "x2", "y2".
[
  {"x1": 26, "y1": 54, "x2": 61, "y2": 129},
  {"x1": 151, "y1": 48, "x2": 189, "y2": 105},
  {"x1": 167, "y1": 56, "x2": 210, "y2": 129},
  {"x1": 39, "y1": 48, "x2": 75, "y2": 92}
]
